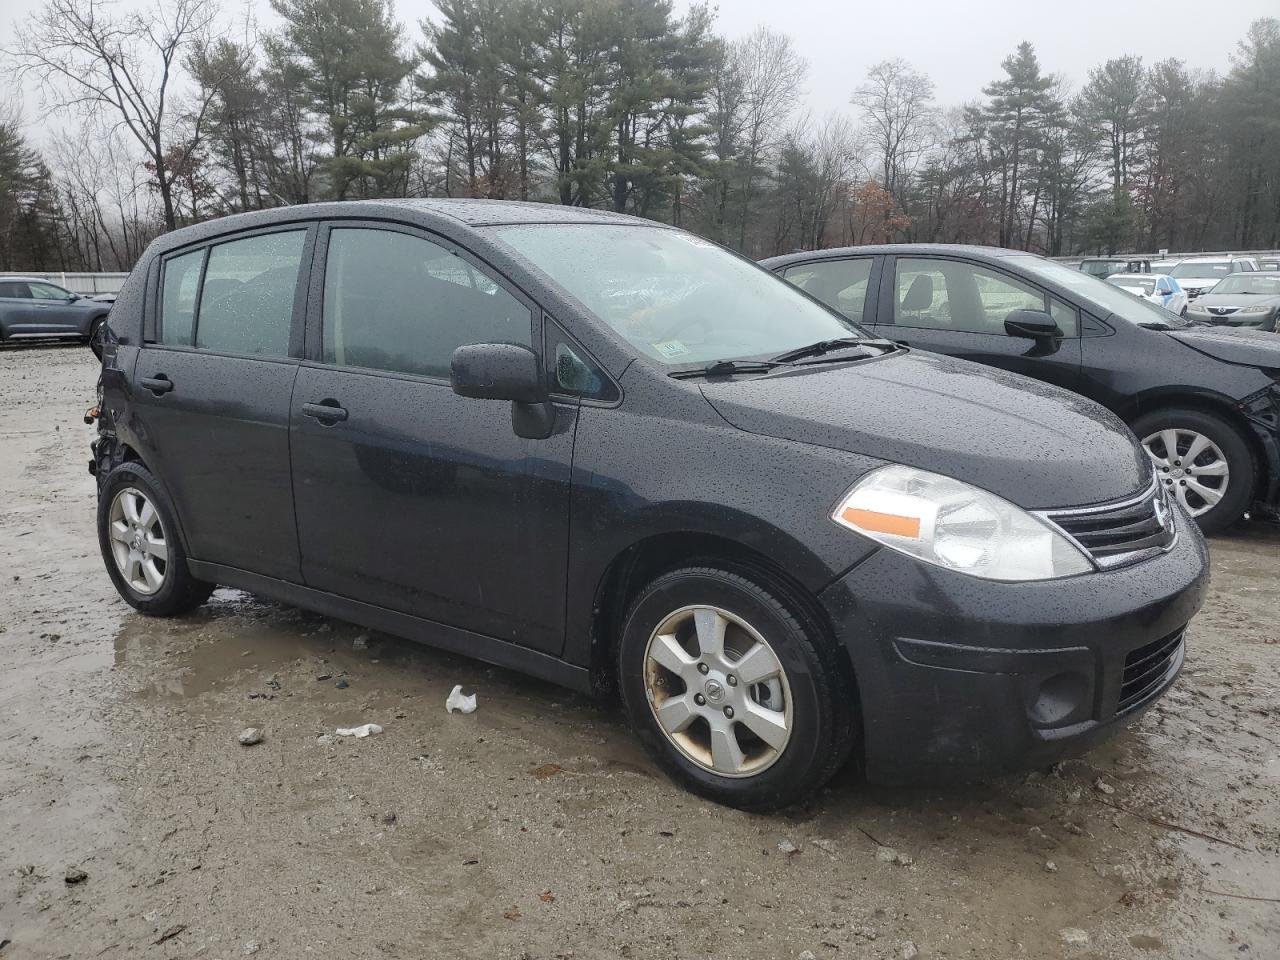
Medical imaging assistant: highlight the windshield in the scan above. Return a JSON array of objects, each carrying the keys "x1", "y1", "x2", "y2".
[
  {"x1": 493, "y1": 224, "x2": 864, "y2": 365},
  {"x1": 1107, "y1": 276, "x2": 1156, "y2": 295},
  {"x1": 1170, "y1": 261, "x2": 1232, "y2": 278},
  {"x1": 1081, "y1": 260, "x2": 1126, "y2": 277},
  {"x1": 1008, "y1": 256, "x2": 1191, "y2": 328},
  {"x1": 1211, "y1": 275, "x2": 1280, "y2": 296}
]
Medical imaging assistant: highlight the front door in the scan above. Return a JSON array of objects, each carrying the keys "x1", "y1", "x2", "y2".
[
  {"x1": 27, "y1": 281, "x2": 85, "y2": 334},
  {"x1": 874, "y1": 256, "x2": 1083, "y2": 392},
  {"x1": 289, "y1": 223, "x2": 575, "y2": 655},
  {"x1": 130, "y1": 226, "x2": 313, "y2": 581}
]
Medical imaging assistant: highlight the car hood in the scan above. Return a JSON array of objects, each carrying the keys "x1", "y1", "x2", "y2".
[
  {"x1": 699, "y1": 350, "x2": 1149, "y2": 510},
  {"x1": 1168, "y1": 326, "x2": 1280, "y2": 365},
  {"x1": 1195, "y1": 293, "x2": 1280, "y2": 310}
]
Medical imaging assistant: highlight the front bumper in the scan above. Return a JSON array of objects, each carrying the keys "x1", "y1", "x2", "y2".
[{"x1": 819, "y1": 506, "x2": 1209, "y2": 784}]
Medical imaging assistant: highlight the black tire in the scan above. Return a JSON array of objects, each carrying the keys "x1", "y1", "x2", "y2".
[
  {"x1": 97, "y1": 461, "x2": 214, "y2": 615},
  {"x1": 1130, "y1": 407, "x2": 1256, "y2": 535},
  {"x1": 617, "y1": 564, "x2": 857, "y2": 811}
]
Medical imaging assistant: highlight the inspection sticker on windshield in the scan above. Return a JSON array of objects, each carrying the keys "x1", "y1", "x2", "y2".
[{"x1": 653, "y1": 339, "x2": 690, "y2": 358}]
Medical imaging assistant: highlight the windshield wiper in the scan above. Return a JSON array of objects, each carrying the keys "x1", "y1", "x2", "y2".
[
  {"x1": 770, "y1": 337, "x2": 878, "y2": 364},
  {"x1": 668, "y1": 359, "x2": 791, "y2": 380}
]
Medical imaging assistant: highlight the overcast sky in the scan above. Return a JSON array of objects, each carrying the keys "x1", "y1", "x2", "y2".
[{"x1": 7, "y1": 0, "x2": 1277, "y2": 126}]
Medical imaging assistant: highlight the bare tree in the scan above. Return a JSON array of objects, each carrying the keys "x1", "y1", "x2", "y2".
[
  {"x1": 12, "y1": 0, "x2": 221, "y2": 230},
  {"x1": 733, "y1": 26, "x2": 806, "y2": 251},
  {"x1": 852, "y1": 58, "x2": 936, "y2": 203}
]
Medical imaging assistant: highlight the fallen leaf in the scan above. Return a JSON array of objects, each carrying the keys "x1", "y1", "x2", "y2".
[{"x1": 528, "y1": 763, "x2": 563, "y2": 780}]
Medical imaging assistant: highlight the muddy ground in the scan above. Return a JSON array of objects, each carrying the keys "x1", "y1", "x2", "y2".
[{"x1": 0, "y1": 344, "x2": 1276, "y2": 960}]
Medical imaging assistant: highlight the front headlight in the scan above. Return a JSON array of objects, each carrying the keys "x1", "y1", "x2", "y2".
[
  {"x1": 832, "y1": 465, "x2": 1093, "y2": 581},
  {"x1": 1188, "y1": 303, "x2": 1210, "y2": 313},
  {"x1": 1237, "y1": 305, "x2": 1272, "y2": 315}
]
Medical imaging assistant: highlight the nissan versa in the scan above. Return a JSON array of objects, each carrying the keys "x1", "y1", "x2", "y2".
[{"x1": 92, "y1": 201, "x2": 1208, "y2": 810}]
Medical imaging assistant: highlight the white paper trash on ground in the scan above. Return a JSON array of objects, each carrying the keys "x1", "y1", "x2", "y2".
[
  {"x1": 445, "y1": 685, "x2": 477, "y2": 714},
  {"x1": 335, "y1": 723, "x2": 383, "y2": 738}
]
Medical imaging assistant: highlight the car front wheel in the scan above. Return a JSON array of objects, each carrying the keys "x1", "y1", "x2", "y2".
[
  {"x1": 1132, "y1": 407, "x2": 1255, "y2": 534},
  {"x1": 618, "y1": 565, "x2": 856, "y2": 810}
]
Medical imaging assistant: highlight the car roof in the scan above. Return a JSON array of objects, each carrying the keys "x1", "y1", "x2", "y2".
[
  {"x1": 0, "y1": 276, "x2": 64, "y2": 284},
  {"x1": 1178, "y1": 255, "x2": 1242, "y2": 263},
  {"x1": 760, "y1": 243, "x2": 1023, "y2": 270},
  {"x1": 145, "y1": 199, "x2": 666, "y2": 260},
  {"x1": 1107, "y1": 273, "x2": 1166, "y2": 280}
]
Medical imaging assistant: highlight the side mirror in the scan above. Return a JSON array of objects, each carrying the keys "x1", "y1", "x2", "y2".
[
  {"x1": 1004, "y1": 309, "x2": 1061, "y2": 340},
  {"x1": 451, "y1": 342, "x2": 547, "y2": 404}
]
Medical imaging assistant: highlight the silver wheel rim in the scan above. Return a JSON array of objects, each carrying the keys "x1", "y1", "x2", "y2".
[
  {"x1": 107, "y1": 486, "x2": 168, "y2": 595},
  {"x1": 1141, "y1": 428, "x2": 1229, "y2": 517},
  {"x1": 643, "y1": 604, "x2": 793, "y2": 778}
]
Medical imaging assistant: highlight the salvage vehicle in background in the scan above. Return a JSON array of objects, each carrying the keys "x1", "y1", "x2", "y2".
[
  {"x1": 1169, "y1": 256, "x2": 1260, "y2": 300},
  {"x1": 1078, "y1": 257, "x2": 1150, "y2": 278},
  {"x1": 90, "y1": 200, "x2": 1207, "y2": 809},
  {"x1": 0, "y1": 277, "x2": 110, "y2": 350},
  {"x1": 1188, "y1": 274, "x2": 1280, "y2": 331},
  {"x1": 764, "y1": 244, "x2": 1280, "y2": 532},
  {"x1": 1106, "y1": 273, "x2": 1189, "y2": 316}
]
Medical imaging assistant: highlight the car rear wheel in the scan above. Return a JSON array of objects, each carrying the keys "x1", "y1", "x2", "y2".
[
  {"x1": 98, "y1": 462, "x2": 214, "y2": 615},
  {"x1": 618, "y1": 564, "x2": 856, "y2": 810},
  {"x1": 1132, "y1": 407, "x2": 1255, "y2": 534}
]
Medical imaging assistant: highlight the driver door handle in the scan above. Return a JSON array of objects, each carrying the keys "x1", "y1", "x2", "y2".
[{"x1": 302, "y1": 401, "x2": 348, "y2": 424}]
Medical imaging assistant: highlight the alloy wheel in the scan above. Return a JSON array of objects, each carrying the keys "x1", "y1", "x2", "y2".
[
  {"x1": 107, "y1": 486, "x2": 169, "y2": 595},
  {"x1": 643, "y1": 604, "x2": 792, "y2": 778},
  {"x1": 1141, "y1": 428, "x2": 1229, "y2": 517}
]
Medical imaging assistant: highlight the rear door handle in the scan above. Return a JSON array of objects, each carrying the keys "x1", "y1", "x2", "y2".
[
  {"x1": 301, "y1": 401, "x2": 348, "y2": 424},
  {"x1": 140, "y1": 374, "x2": 174, "y2": 395}
]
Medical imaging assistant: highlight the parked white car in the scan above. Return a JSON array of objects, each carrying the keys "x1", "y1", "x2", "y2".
[
  {"x1": 1105, "y1": 273, "x2": 1189, "y2": 316},
  {"x1": 1168, "y1": 256, "x2": 1260, "y2": 300}
]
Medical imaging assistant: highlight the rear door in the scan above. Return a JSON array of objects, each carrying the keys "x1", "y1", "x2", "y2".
[
  {"x1": 289, "y1": 222, "x2": 577, "y2": 655},
  {"x1": 130, "y1": 224, "x2": 314, "y2": 580},
  {"x1": 0, "y1": 281, "x2": 35, "y2": 335},
  {"x1": 872, "y1": 255, "x2": 1084, "y2": 391}
]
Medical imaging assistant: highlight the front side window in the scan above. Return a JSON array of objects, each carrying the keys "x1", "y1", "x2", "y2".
[
  {"x1": 322, "y1": 228, "x2": 532, "y2": 378},
  {"x1": 160, "y1": 250, "x2": 204, "y2": 346},
  {"x1": 781, "y1": 258, "x2": 874, "y2": 323},
  {"x1": 196, "y1": 231, "x2": 304, "y2": 358},
  {"x1": 29, "y1": 282, "x2": 72, "y2": 301},
  {"x1": 892, "y1": 259, "x2": 1078, "y2": 337},
  {"x1": 492, "y1": 224, "x2": 862, "y2": 366}
]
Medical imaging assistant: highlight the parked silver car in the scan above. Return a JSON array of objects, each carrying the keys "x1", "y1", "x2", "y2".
[
  {"x1": 0, "y1": 277, "x2": 111, "y2": 349},
  {"x1": 1187, "y1": 273, "x2": 1280, "y2": 331}
]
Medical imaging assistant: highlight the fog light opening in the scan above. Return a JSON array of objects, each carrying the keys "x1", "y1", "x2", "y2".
[{"x1": 1029, "y1": 671, "x2": 1090, "y2": 727}]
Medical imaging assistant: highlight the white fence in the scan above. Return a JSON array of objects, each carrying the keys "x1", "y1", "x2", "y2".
[{"x1": 0, "y1": 272, "x2": 129, "y2": 296}]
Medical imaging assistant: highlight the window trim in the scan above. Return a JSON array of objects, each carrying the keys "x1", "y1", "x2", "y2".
[
  {"x1": 305, "y1": 219, "x2": 541, "y2": 386},
  {"x1": 147, "y1": 222, "x2": 317, "y2": 362},
  {"x1": 881, "y1": 255, "x2": 1080, "y2": 339}
]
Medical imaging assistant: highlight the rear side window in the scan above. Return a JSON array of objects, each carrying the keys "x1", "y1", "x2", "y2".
[
  {"x1": 196, "y1": 231, "x2": 305, "y2": 357},
  {"x1": 160, "y1": 250, "x2": 204, "y2": 346},
  {"x1": 0, "y1": 281, "x2": 31, "y2": 298},
  {"x1": 322, "y1": 228, "x2": 532, "y2": 379},
  {"x1": 781, "y1": 258, "x2": 874, "y2": 323}
]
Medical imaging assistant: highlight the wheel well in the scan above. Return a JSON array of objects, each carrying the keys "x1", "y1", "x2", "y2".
[
  {"x1": 588, "y1": 532, "x2": 861, "y2": 709},
  {"x1": 1125, "y1": 394, "x2": 1270, "y2": 494}
]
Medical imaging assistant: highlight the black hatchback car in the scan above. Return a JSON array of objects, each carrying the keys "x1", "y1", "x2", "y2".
[
  {"x1": 763, "y1": 245, "x2": 1280, "y2": 533},
  {"x1": 94, "y1": 203, "x2": 1207, "y2": 809}
]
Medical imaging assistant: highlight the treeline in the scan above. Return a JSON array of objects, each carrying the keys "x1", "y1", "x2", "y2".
[{"x1": 2, "y1": 0, "x2": 1279, "y2": 273}]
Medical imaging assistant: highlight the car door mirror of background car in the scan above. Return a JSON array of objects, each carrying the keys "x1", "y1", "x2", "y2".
[{"x1": 450, "y1": 341, "x2": 555, "y2": 439}]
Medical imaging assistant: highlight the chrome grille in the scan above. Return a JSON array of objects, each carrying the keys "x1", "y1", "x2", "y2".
[
  {"x1": 1119, "y1": 629, "x2": 1184, "y2": 714},
  {"x1": 1040, "y1": 481, "x2": 1176, "y2": 570}
]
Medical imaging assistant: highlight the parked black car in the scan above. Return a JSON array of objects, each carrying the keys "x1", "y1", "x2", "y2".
[
  {"x1": 0, "y1": 277, "x2": 110, "y2": 349},
  {"x1": 763, "y1": 245, "x2": 1280, "y2": 533},
  {"x1": 93, "y1": 204, "x2": 1207, "y2": 809}
]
